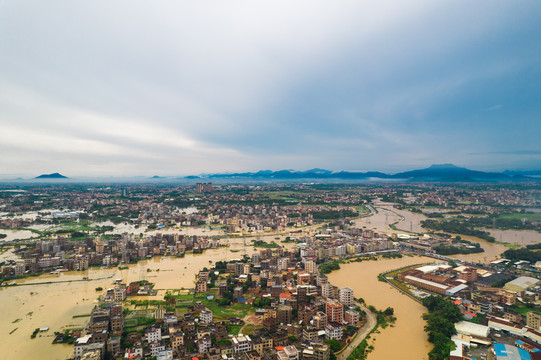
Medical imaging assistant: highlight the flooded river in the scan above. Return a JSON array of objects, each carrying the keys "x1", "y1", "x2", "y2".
[
  {"x1": 328, "y1": 256, "x2": 433, "y2": 360},
  {"x1": 354, "y1": 201, "x2": 427, "y2": 234}
]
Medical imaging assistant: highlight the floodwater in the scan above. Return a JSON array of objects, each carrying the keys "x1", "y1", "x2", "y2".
[
  {"x1": 0, "y1": 235, "x2": 292, "y2": 360},
  {"x1": 328, "y1": 256, "x2": 433, "y2": 360},
  {"x1": 354, "y1": 201, "x2": 427, "y2": 234},
  {"x1": 488, "y1": 229, "x2": 541, "y2": 246},
  {"x1": 0, "y1": 229, "x2": 37, "y2": 242},
  {"x1": 354, "y1": 202, "x2": 516, "y2": 264}
]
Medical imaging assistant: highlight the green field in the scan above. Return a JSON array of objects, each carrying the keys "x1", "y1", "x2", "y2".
[
  {"x1": 164, "y1": 292, "x2": 253, "y2": 320},
  {"x1": 498, "y1": 213, "x2": 541, "y2": 222}
]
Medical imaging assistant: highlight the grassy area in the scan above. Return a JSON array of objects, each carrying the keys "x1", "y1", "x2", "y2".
[
  {"x1": 228, "y1": 324, "x2": 243, "y2": 335},
  {"x1": 510, "y1": 302, "x2": 538, "y2": 316},
  {"x1": 498, "y1": 213, "x2": 541, "y2": 222},
  {"x1": 240, "y1": 323, "x2": 261, "y2": 336},
  {"x1": 165, "y1": 292, "x2": 253, "y2": 321},
  {"x1": 124, "y1": 315, "x2": 155, "y2": 330},
  {"x1": 201, "y1": 300, "x2": 252, "y2": 320}
]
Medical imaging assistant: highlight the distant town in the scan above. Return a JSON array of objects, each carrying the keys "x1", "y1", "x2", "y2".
[{"x1": 1, "y1": 182, "x2": 541, "y2": 360}]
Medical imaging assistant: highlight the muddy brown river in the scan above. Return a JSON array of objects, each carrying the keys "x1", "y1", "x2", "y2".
[{"x1": 328, "y1": 256, "x2": 433, "y2": 360}]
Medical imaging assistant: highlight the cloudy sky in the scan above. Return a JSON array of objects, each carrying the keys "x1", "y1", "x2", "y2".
[{"x1": 1, "y1": 1, "x2": 540, "y2": 177}]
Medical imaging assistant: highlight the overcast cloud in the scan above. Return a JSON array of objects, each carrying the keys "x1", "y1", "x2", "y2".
[{"x1": 1, "y1": 0, "x2": 540, "y2": 177}]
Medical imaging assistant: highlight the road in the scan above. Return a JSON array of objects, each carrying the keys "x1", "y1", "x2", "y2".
[{"x1": 337, "y1": 302, "x2": 377, "y2": 360}]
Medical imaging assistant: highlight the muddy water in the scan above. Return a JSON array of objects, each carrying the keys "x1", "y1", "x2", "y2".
[
  {"x1": 488, "y1": 229, "x2": 541, "y2": 246},
  {"x1": 354, "y1": 201, "x2": 427, "y2": 234},
  {"x1": 0, "y1": 236, "x2": 291, "y2": 360},
  {"x1": 328, "y1": 256, "x2": 433, "y2": 360},
  {"x1": 354, "y1": 202, "x2": 513, "y2": 264},
  {"x1": 445, "y1": 234, "x2": 508, "y2": 263},
  {"x1": 0, "y1": 229, "x2": 37, "y2": 242}
]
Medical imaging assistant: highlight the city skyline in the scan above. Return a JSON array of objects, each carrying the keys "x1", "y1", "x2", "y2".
[{"x1": 1, "y1": 1, "x2": 540, "y2": 176}]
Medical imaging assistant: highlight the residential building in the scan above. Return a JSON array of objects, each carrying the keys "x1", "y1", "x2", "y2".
[
  {"x1": 326, "y1": 300, "x2": 343, "y2": 324},
  {"x1": 232, "y1": 335, "x2": 252, "y2": 353},
  {"x1": 339, "y1": 287, "x2": 354, "y2": 307}
]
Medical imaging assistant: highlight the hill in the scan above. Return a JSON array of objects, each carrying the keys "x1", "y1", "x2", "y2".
[{"x1": 35, "y1": 173, "x2": 68, "y2": 179}]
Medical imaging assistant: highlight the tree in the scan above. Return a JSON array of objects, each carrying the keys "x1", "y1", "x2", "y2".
[{"x1": 325, "y1": 339, "x2": 341, "y2": 352}]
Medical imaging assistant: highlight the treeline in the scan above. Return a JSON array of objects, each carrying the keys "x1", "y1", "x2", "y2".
[
  {"x1": 434, "y1": 243, "x2": 484, "y2": 256},
  {"x1": 463, "y1": 215, "x2": 540, "y2": 231},
  {"x1": 319, "y1": 261, "x2": 341, "y2": 274},
  {"x1": 310, "y1": 209, "x2": 358, "y2": 220},
  {"x1": 503, "y1": 248, "x2": 541, "y2": 263},
  {"x1": 421, "y1": 219, "x2": 495, "y2": 242},
  {"x1": 422, "y1": 296, "x2": 463, "y2": 360},
  {"x1": 251, "y1": 240, "x2": 279, "y2": 248}
]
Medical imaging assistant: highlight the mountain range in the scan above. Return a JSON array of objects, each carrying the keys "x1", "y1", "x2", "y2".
[
  {"x1": 185, "y1": 164, "x2": 537, "y2": 182},
  {"x1": 3, "y1": 165, "x2": 540, "y2": 182}
]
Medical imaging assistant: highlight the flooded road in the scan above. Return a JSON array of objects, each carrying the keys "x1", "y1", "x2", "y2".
[{"x1": 328, "y1": 256, "x2": 433, "y2": 360}]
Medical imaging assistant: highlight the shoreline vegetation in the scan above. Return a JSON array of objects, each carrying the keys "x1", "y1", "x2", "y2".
[
  {"x1": 421, "y1": 219, "x2": 496, "y2": 243},
  {"x1": 344, "y1": 304, "x2": 396, "y2": 360}
]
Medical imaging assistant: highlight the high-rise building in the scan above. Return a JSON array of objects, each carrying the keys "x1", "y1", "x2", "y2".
[
  {"x1": 325, "y1": 300, "x2": 343, "y2": 323},
  {"x1": 305, "y1": 260, "x2": 316, "y2": 274},
  {"x1": 277, "y1": 305, "x2": 293, "y2": 325},
  {"x1": 527, "y1": 312, "x2": 541, "y2": 330},
  {"x1": 195, "y1": 183, "x2": 213, "y2": 193},
  {"x1": 339, "y1": 287, "x2": 354, "y2": 306}
]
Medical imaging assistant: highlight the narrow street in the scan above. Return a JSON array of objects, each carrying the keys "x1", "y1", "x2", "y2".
[{"x1": 337, "y1": 302, "x2": 377, "y2": 360}]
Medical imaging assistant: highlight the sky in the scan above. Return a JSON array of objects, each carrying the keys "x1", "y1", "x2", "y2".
[{"x1": 1, "y1": 1, "x2": 540, "y2": 177}]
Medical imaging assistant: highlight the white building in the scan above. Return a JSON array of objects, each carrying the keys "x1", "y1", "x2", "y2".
[
  {"x1": 277, "y1": 345, "x2": 299, "y2": 360},
  {"x1": 149, "y1": 342, "x2": 165, "y2": 357},
  {"x1": 335, "y1": 245, "x2": 347, "y2": 257},
  {"x1": 200, "y1": 309, "x2": 213, "y2": 324},
  {"x1": 322, "y1": 283, "x2": 334, "y2": 299},
  {"x1": 339, "y1": 287, "x2": 354, "y2": 306},
  {"x1": 146, "y1": 327, "x2": 162, "y2": 343},
  {"x1": 305, "y1": 260, "x2": 316, "y2": 274},
  {"x1": 325, "y1": 323, "x2": 343, "y2": 340},
  {"x1": 232, "y1": 334, "x2": 252, "y2": 353}
]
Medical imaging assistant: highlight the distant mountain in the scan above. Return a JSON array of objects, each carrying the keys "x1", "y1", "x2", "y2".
[
  {"x1": 35, "y1": 173, "x2": 68, "y2": 179},
  {"x1": 503, "y1": 169, "x2": 541, "y2": 176},
  {"x1": 151, "y1": 175, "x2": 164, "y2": 179},
  {"x1": 186, "y1": 164, "x2": 537, "y2": 182},
  {"x1": 392, "y1": 164, "x2": 509, "y2": 180},
  {"x1": 204, "y1": 169, "x2": 386, "y2": 180}
]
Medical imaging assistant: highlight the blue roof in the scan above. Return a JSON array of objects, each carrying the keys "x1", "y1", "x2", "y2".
[
  {"x1": 518, "y1": 348, "x2": 531, "y2": 360},
  {"x1": 495, "y1": 344, "x2": 507, "y2": 357},
  {"x1": 494, "y1": 344, "x2": 531, "y2": 360}
]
